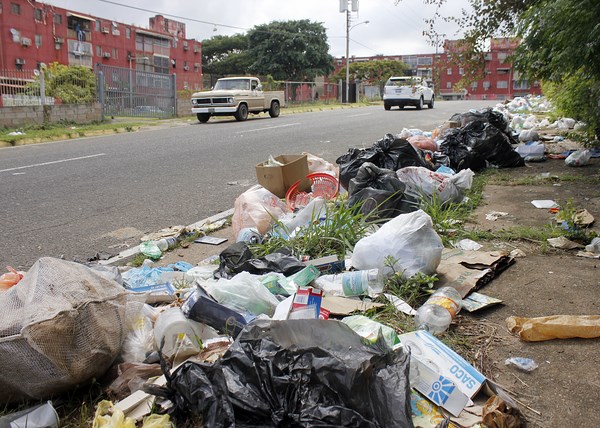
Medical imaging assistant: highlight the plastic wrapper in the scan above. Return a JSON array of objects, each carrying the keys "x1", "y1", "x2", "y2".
[
  {"x1": 341, "y1": 315, "x2": 400, "y2": 348},
  {"x1": 407, "y1": 135, "x2": 438, "y2": 152},
  {"x1": 481, "y1": 395, "x2": 521, "y2": 428},
  {"x1": 106, "y1": 362, "x2": 164, "y2": 400},
  {"x1": 348, "y1": 162, "x2": 416, "y2": 220},
  {"x1": 506, "y1": 315, "x2": 600, "y2": 341},
  {"x1": 0, "y1": 401, "x2": 59, "y2": 428},
  {"x1": 352, "y1": 209, "x2": 443, "y2": 278},
  {"x1": 303, "y1": 152, "x2": 339, "y2": 178},
  {"x1": 505, "y1": 357, "x2": 538, "y2": 372},
  {"x1": 396, "y1": 166, "x2": 474, "y2": 205},
  {"x1": 231, "y1": 185, "x2": 291, "y2": 237},
  {"x1": 206, "y1": 271, "x2": 280, "y2": 317},
  {"x1": 145, "y1": 319, "x2": 413, "y2": 428},
  {"x1": 216, "y1": 242, "x2": 306, "y2": 279},
  {"x1": 0, "y1": 266, "x2": 23, "y2": 290},
  {"x1": 121, "y1": 304, "x2": 157, "y2": 363}
]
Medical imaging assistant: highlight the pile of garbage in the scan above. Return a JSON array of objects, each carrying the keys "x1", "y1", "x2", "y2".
[{"x1": 2, "y1": 106, "x2": 598, "y2": 427}]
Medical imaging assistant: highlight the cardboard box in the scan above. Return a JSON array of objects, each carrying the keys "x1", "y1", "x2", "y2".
[{"x1": 255, "y1": 154, "x2": 311, "y2": 198}]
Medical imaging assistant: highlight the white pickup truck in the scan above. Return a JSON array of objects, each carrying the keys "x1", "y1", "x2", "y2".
[
  {"x1": 191, "y1": 77, "x2": 285, "y2": 123},
  {"x1": 383, "y1": 76, "x2": 434, "y2": 110}
]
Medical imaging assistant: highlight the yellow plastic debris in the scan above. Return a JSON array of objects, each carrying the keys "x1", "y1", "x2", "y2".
[{"x1": 506, "y1": 315, "x2": 600, "y2": 342}]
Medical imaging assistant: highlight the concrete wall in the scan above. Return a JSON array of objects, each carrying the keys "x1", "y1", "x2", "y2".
[
  {"x1": 0, "y1": 103, "x2": 102, "y2": 128},
  {"x1": 176, "y1": 96, "x2": 193, "y2": 118}
]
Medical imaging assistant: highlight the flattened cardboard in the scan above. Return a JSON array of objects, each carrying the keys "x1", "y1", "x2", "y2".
[
  {"x1": 255, "y1": 154, "x2": 311, "y2": 198},
  {"x1": 436, "y1": 248, "x2": 514, "y2": 298},
  {"x1": 321, "y1": 295, "x2": 383, "y2": 315}
]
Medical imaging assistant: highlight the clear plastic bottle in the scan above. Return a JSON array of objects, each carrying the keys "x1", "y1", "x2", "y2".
[
  {"x1": 415, "y1": 287, "x2": 462, "y2": 334},
  {"x1": 315, "y1": 269, "x2": 383, "y2": 297},
  {"x1": 157, "y1": 237, "x2": 178, "y2": 252}
]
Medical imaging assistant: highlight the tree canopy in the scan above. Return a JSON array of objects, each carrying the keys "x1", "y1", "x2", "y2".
[
  {"x1": 330, "y1": 60, "x2": 409, "y2": 85},
  {"x1": 201, "y1": 34, "x2": 252, "y2": 81},
  {"x1": 406, "y1": 0, "x2": 600, "y2": 136},
  {"x1": 247, "y1": 20, "x2": 334, "y2": 81}
]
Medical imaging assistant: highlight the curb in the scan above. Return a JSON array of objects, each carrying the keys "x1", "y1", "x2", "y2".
[{"x1": 101, "y1": 208, "x2": 234, "y2": 266}]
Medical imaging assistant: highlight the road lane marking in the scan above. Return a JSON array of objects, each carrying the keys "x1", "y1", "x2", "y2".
[
  {"x1": 348, "y1": 113, "x2": 371, "y2": 118},
  {"x1": 0, "y1": 153, "x2": 106, "y2": 173},
  {"x1": 236, "y1": 123, "x2": 300, "y2": 134}
]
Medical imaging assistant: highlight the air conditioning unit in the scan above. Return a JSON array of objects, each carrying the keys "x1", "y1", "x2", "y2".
[
  {"x1": 183, "y1": 65, "x2": 189, "y2": 71},
  {"x1": 54, "y1": 37, "x2": 64, "y2": 44},
  {"x1": 112, "y1": 29, "x2": 120, "y2": 36},
  {"x1": 194, "y1": 46, "x2": 200, "y2": 53},
  {"x1": 21, "y1": 37, "x2": 32, "y2": 46},
  {"x1": 102, "y1": 52, "x2": 111, "y2": 58},
  {"x1": 102, "y1": 27, "x2": 109, "y2": 33},
  {"x1": 15, "y1": 58, "x2": 25, "y2": 65},
  {"x1": 183, "y1": 42, "x2": 188, "y2": 50}
]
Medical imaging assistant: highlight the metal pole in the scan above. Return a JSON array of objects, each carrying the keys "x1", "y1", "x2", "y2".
[
  {"x1": 129, "y1": 59, "x2": 133, "y2": 109},
  {"x1": 345, "y1": 8, "x2": 350, "y2": 104}
]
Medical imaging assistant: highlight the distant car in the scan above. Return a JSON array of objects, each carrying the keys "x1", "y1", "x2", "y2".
[
  {"x1": 383, "y1": 76, "x2": 434, "y2": 110},
  {"x1": 132, "y1": 105, "x2": 165, "y2": 115}
]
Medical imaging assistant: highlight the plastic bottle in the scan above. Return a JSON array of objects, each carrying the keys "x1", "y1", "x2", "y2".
[
  {"x1": 153, "y1": 307, "x2": 218, "y2": 358},
  {"x1": 156, "y1": 237, "x2": 178, "y2": 252},
  {"x1": 315, "y1": 269, "x2": 383, "y2": 297},
  {"x1": 415, "y1": 287, "x2": 462, "y2": 334},
  {"x1": 274, "y1": 197, "x2": 326, "y2": 238}
]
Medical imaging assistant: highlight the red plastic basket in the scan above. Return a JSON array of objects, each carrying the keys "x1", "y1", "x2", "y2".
[{"x1": 285, "y1": 172, "x2": 339, "y2": 211}]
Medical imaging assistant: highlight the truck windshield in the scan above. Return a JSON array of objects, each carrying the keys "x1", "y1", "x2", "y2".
[{"x1": 214, "y1": 79, "x2": 250, "y2": 90}]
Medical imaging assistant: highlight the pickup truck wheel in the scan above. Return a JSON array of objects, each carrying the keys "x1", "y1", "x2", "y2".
[
  {"x1": 384, "y1": 103, "x2": 391, "y2": 111},
  {"x1": 269, "y1": 100, "x2": 280, "y2": 118},
  {"x1": 428, "y1": 95, "x2": 435, "y2": 109},
  {"x1": 235, "y1": 103, "x2": 248, "y2": 121},
  {"x1": 416, "y1": 97, "x2": 424, "y2": 110},
  {"x1": 196, "y1": 113, "x2": 210, "y2": 123}
]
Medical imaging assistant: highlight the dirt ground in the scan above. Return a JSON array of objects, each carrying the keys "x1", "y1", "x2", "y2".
[{"x1": 156, "y1": 156, "x2": 599, "y2": 427}]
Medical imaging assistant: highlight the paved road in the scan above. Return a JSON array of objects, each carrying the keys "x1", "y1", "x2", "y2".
[{"x1": 0, "y1": 100, "x2": 493, "y2": 269}]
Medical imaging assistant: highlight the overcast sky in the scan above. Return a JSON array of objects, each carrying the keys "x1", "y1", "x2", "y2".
[{"x1": 45, "y1": 0, "x2": 470, "y2": 57}]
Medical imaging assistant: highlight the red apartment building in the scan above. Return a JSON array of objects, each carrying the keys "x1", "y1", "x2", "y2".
[
  {"x1": 0, "y1": 0, "x2": 203, "y2": 90},
  {"x1": 334, "y1": 38, "x2": 542, "y2": 101}
]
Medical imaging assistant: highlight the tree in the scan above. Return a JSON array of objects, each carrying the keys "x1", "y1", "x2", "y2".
[
  {"x1": 27, "y1": 62, "x2": 96, "y2": 104},
  {"x1": 201, "y1": 34, "x2": 252, "y2": 82},
  {"x1": 247, "y1": 20, "x2": 334, "y2": 81},
  {"x1": 404, "y1": 0, "x2": 600, "y2": 137},
  {"x1": 330, "y1": 60, "x2": 409, "y2": 92}
]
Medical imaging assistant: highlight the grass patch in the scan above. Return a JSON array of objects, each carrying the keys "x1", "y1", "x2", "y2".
[{"x1": 487, "y1": 170, "x2": 599, "y2": 186}]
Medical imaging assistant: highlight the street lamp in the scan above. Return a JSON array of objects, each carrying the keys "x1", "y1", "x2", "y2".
[{"x1": 345, "y1": 17, "x2": 369, "y2": 103}]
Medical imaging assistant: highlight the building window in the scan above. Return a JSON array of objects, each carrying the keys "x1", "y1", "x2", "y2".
[
  {"x1": 484, "y1": 53, "x2": 493, "y2": 61},
  {"x1": 34, "y1": 8, "x2": 43, "y2": 21},
  {"x1": 112, "y1": 48, "x2": 118, "y2": 59},
  {"x1": 95, "y1": 20, "x2": 101, "y2": 31},
  {"x1": 483, "y1": 81, "x2": 491, "y2": 90},
  {"x1": 194, "y1": 63, "x2": 200, "y2": 72},
  {"x1": 471, "y1": 82, "x2": 478, "y2": 90},
  {"x1": 35, "y1": 34, "x2": 42, "y2": 48},
  {"x1": 446, "y1": 82, "x2": 452, "y2": 89},
  {"x1": 513, "y1": 80, "x2": 530, "y2": 90},
  {"x1": 497, "y1": 52, "x2": 507, "y2": 63},
  {"x1": 459, "y1": 67, "x2": 464, "y2": 75},
  {"x1": 11, "y1": 3, "x2": 21, "y2": 15},
  {"x1": 447, "y1": 68, "x2": 452, "y2": 75},
  {"x1": 497, "y1": 81, "x2": 508, "y2": 89},
  {"x1": 417, "y1": 56, "x2": 432, "y2": 66},
  {"x1": 96, "y1": 45, "x2": 102, "y2": 57},
  {"x1": 126, "y1": 27, "x2": 131, "y2": 38},
  {"x1": 54, "y1": 14, "x2": 62, "y2": 24}
]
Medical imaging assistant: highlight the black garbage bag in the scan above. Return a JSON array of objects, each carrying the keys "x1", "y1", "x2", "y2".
[
  {"x1": 439, "y1": 128, "x2": 488, "y2": 172},
  {"x1": 348, "y1": 162, "x2": 416, "y2": 220},
  {"x1": 147, "y1": 319, "x2": 414, "y2": 428},
  {"x1": 336, "y1": 147, "x2": 381, "y2": 191},
  {"x1": 216, "y1": 242, "x2": 306, "y2": 279},
  {"x1": 450, "y1": 107, "x2": 511, "y2": 134},
  {"x1": 463, "y1": 121, "x2": 525, "y2": 168},
  {"x1": 336, "y1": 134, "x2": 433, "y2": 190}
]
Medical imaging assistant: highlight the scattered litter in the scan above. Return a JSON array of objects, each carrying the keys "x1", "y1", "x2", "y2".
[
  {"x1": 510, "y1": 248, "x2": 527, "y2": 258},
  {"x1": 462, "y1": 292, "x2": 503, "y2": 312},
  {"x1": 455, "y1": 238, "x2": 483, "y2": 251},
  {"x1": 0, "y1": 401, "x2": 59, "y2": 428},
  {"x1": 531, "y1": 199, "x2": 558, "y2": 209},
  {"x1": 565, "y1": 149, "x2": 592, "y2": 166},
  {"x1": 482, "y1": 395, "x2": 522, "y2": 428},
  {"x1": 576, "y1": 251, "x2": 600, "y2": 259},
  {"x1": 436, "y1": 248, "x2": 514, "y2": 297},
  {"x1": 505, "y1": 357, "x2": 539, "y2": 372},
  {"x1": 194, "y1": 236, "x2": 228, "y2": 245},
  {"x1": 0, "y1": 265, "x2": 24, "y2": 290},
  {"x1": 383, "y1": 292, "x2": 417, "y2": 315},
  {"x1": 506, "y1": 315, "x2": 600, "y2": 341},
  {"x1": 574, "y1": 209, "x2": 594, "y2": 227},
  {"x1": 486, "y1": 211, "x2": 509, "y2": 221},
  {"x1": 585, "y1": 237, "x2": 600, "y2": 254},
  {"x1": 547, "y1": 236, "x2": 583, "y2": 249},
  {"x1": 7, "y1": 131, "x2": 25, "y2": 136}
]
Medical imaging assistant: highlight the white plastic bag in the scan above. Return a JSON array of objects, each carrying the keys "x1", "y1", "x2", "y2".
[
  {"x1": 351, "y1": 209, "x2": 444, "y2": 278},
  {"x1": 303, "y1": 152, "x2": 339, "y2": 178},
  {"x1": 231, "y1": 185, "x2": 291, "y2": 237},
  {"x1": 206, "y1": 271, "x2": 280, "y2": 316},
  {"x1": 396, "y1": 166, "x2": 474, "y2": 204},
  {"x1": 565, "y1": 149, "x2": 592, "y2": 167}
]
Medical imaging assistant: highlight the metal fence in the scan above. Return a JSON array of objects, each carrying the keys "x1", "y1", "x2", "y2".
[
  {"x1": 0, "y1": 68, "x2": 96, "y2": 107},
  {"x1": 95, "y1": 64, "x2": 177, "y2": 118}
]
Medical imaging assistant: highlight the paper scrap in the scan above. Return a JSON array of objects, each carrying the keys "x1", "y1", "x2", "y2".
[
  {"x1": 194, "y1": 236, "x2": 228, "y2": 245},
  {"x1": 383, "y1": 293, "x2": 416, "y2": 316},
  {"x1": 462, "y1": 292, "x2": 503, "y2": 312},
  {"x1": 321, "y1": 295, "x2": 383, "y2": 315},
  {"x1": 485, "y1": 211, "x2": 508, "y2": 221},
  {"x1": 547, "y1": 236, "x2": 583, "y2": 249},
  {"x1": 531, "y1": 200, "x2": 558, "y2": 209},
  {"x1": 455, "y1": 239, "x2": 482, "y2": 251}
]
